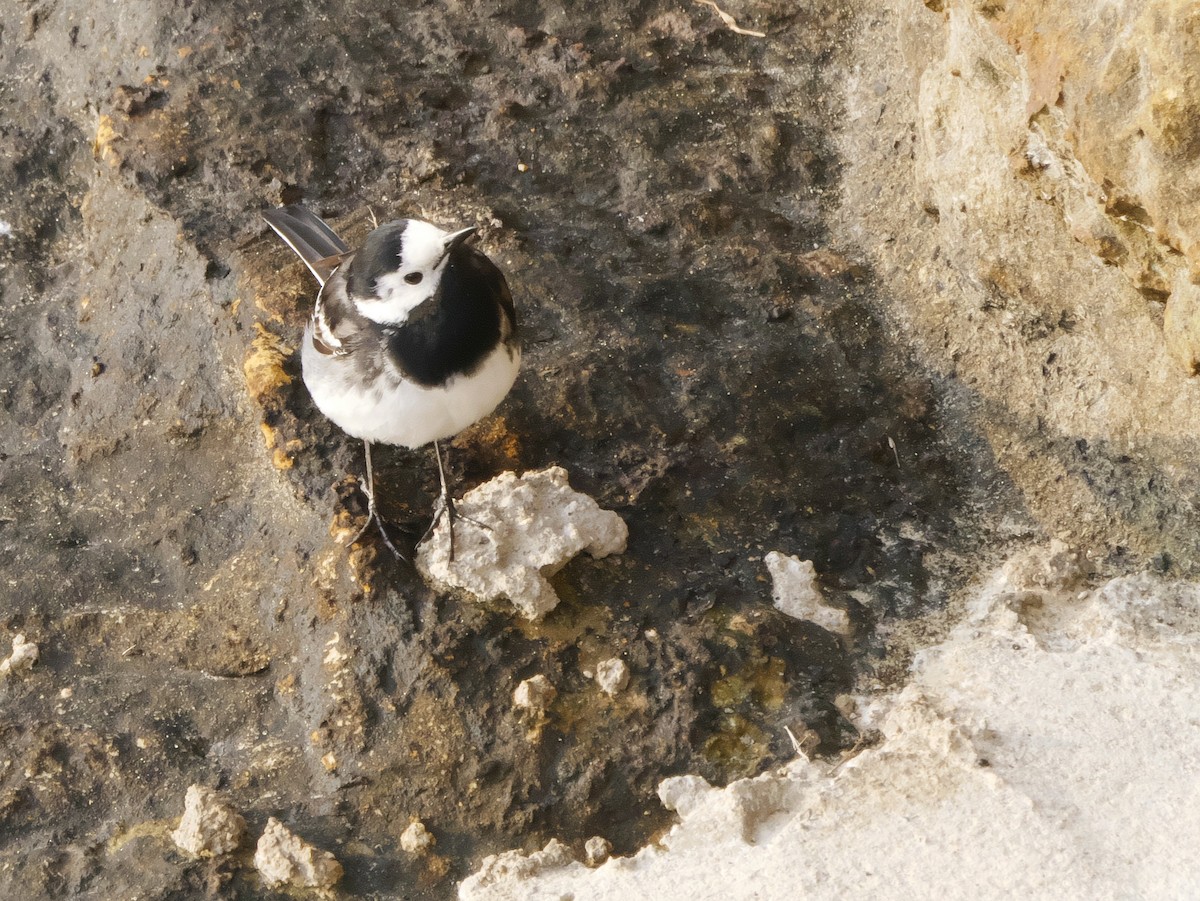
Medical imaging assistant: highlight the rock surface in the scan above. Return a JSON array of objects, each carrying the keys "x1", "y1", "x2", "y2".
[
  {"x1": 0, "y1": 0, "x2": 997, "y2": 890},
  {"x1": 838, "y1": 0, "x2": 1200, "y2": 565},
  {"x1": 460, "y1": 839, "x2": 576, "y2": 895},
  {"x1": 170, "y1": 784, "x2": 246, "y2": 858},
  {"x1": 459, "y1": 544, "x2": 1200, "y2": 899},
  {"x1": 584, "y1": 836, "x2": 612, "y2": 867},
  {"x1": 417, "y1": 467, "x2": 628, "y2": 619},
  {"x1": 254, "y1": 817, "x2": 343, "y2": 890},
  {"x1": 6, "y1": 0, "x2": 1200, "y2": 896}
]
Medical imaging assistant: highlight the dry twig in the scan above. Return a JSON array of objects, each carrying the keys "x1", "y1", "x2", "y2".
[{"x1": 695, "y1": 0, "x2": 767, "y2": 38}]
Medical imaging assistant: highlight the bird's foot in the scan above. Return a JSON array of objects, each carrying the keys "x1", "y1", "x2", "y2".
[
  {"x1": 419, "y1": 493, "x2": 455, "y2": 562},
  {"x1": 419, "y1": 492, "x2": 492, "y2": 564},
  {"x1": 353, "y1": 478, "x2": 406, "y2": 560}
]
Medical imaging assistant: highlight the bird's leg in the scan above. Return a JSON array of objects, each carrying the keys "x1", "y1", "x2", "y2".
[
  {"x1": 352, "y1": 440, "x2": 405, "y2": 559},
  {"x1": 419, "y1": 440, "x2": 495, "y2": 563},
  {"x1": 424, "y1": 440, "x2": 458, "y2": 562}
]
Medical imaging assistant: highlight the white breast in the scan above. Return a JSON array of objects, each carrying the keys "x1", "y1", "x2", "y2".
[{"x1": 300, "y1": 324, "x2": 521, "y2": 448}]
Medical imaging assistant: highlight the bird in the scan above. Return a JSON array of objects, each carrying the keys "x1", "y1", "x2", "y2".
[{"x1": 262, "y1": 203, "x2": 520, "y2": 559}]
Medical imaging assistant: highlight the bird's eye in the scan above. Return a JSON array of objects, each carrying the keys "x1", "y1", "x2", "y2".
[{"x1": 404, "y1": 272, "x2": 423, "y2": 285}]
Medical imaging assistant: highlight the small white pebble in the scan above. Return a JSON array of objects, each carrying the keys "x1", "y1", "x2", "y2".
[
  {"x1": 585, "y1": 835, "x2": 612, "y2": 866},
  {"x1": 400, "y1": 820, "x2": 435, "y2": 854},
  {"x1": 595, "y1": 658, "x2": 629, "y2": 696},
  {"x1": 513, "y1": 674, "x2": 557, "y2": 712},
  {"x1": 0, "y1": 634, "x2": 38, "y2": 678}
]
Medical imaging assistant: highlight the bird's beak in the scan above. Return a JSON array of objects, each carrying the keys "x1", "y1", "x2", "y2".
[{"x1": 443, "y1": 226, "x2": 477, "y2": 249}]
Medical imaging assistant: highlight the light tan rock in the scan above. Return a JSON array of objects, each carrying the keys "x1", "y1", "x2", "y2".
[
  {"x1": 985, "y1": 2, "x2": 1200, "y2": 272},
  {"x1": 254, "y1": 817, "x2": 342, "y2": 890},
  {"x1": 400, "y1": 820, "x2": 435, "y2": 854},
  {"x1": 0, "y1": 634, "x2": 38, "y2": 678},
  {"x1": 513, "y1": 675, "x2": 556, "y2": 713},
  {"x1": 461, "y1": 839, "x2": 578, "y2": 892},
  {"x1": 1165, "y1": 274, "x2": 1200, "y2": 375},
  {"x1": 584, "y1": 836, "x2": 612, "y2": 866},
  {"x1": 171, "y1": 785, "x2": 245, "y2": 857},
  {"x1": 835, "y1": 0, "x2": 1200, "y2": 565}
]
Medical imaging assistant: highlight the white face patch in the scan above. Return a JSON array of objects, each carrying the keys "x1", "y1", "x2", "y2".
[{"x1": 354, "y1": 220, "x2": 454, "y2": 326}]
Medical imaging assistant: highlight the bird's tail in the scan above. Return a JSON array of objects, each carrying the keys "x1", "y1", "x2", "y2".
[{"x1": 262, "y1": 204, "x2": 351, "y2": 287}]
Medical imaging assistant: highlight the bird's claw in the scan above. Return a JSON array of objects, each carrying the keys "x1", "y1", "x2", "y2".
[{"x1": 353, "y1": 475, "x2": 405, "y2": 560}]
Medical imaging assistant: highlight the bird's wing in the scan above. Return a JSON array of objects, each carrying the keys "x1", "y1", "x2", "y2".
[
  {"x1": 262, "y1": 204, "x2": 351, "y2": 287},
  {"x1": 310, "y1": 265, "x2": 377, "y2": 358}
]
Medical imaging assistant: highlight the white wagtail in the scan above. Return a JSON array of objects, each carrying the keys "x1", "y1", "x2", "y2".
[{"x1": 262, "y1": 203, "x2": 520, "y2": 559}]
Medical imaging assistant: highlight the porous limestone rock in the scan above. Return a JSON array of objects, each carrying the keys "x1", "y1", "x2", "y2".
[
  {"x1": 400, "y1": 820, "x2": 435, "y2": 854},
  {"x1": 416, "y1": 466, "x2": 628, "y2": 620},
  {"x1": 764, "y1": 552, "x2": 851, "y2": 637},
  {"x1": 0, "y1": 634, "x2": 38, "y2": 678},
  {"x1": 171, "y1": 784, "x2": 246, "y2": 857},
  {"x1": 594, "y1": 658, "x2": 630, "y2": 695},
  {"x1": 980, "y1": 1, "x2": 1200, "y2": 296},
  {"x1": 254, "y1": 817, "x2": 343, "y2": 890}
]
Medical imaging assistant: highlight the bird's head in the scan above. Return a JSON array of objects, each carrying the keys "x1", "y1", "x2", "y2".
[{"x1": 345, "y1": 219, "x2": 476, "y2": 325}]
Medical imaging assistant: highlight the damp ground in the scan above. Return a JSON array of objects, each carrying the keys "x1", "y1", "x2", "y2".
[{"x1": 1, "y1": 1, "x2": 1037, "y2": 897}]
